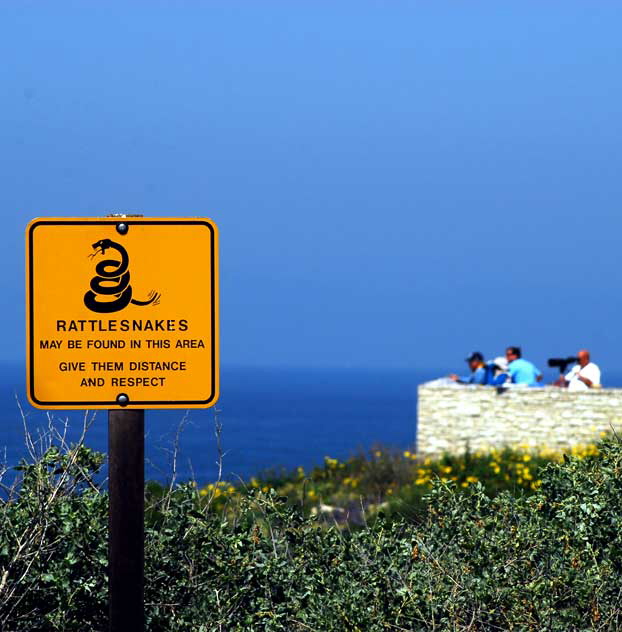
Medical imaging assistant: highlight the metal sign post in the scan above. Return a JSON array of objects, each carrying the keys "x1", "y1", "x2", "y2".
[
  {"x1": 108, "y1": 408, "x2": 145, "y2": 632},
  {"x1": 107, "y1": 215, "x2": 145, "y2": 632}
]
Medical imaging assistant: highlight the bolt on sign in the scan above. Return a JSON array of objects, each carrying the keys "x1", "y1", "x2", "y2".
[{"x1": 26, "y1": 217, "x2": 219, "y2": 409}]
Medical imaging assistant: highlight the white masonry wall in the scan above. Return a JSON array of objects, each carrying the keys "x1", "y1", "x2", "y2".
[{"x1": 416, "y1": 381, "x2": 622, "y2": 455}]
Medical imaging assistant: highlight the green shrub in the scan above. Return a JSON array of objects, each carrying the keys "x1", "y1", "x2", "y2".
[
  {"x1": 1, "y1": 437, "x2": 621, "y2": 630},
  {"x1": 200, "y1": 442, "x2": 598, "y2": 524},
  {"x1": 0, "y1": 445, "x2": 108, "y2": 631}
]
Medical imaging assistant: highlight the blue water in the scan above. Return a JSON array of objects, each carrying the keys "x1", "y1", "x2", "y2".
[
  {"x1": 4, "y1": 364, "x2": 619, "y2": 484},
  {"x1": 0, "y1": 364, "x2": 433, "y2": 484}
]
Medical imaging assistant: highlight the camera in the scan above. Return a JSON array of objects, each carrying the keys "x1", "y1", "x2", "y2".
[{"x1": 547, "y1": 357, "x2": 578, "y2": 373}]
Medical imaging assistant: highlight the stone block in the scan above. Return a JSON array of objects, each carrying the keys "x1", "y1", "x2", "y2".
[{"x1": 417, "y1": 383, "x2": 622, "y2": 456}]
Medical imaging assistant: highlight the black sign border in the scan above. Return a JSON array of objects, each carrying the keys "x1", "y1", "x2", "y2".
[{"x1": 28, "y1": 218, "x2": 218, "y2": 408}]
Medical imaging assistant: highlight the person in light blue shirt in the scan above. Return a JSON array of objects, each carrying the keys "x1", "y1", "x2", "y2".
[{"x1": 505, "y1": 346, "x2": 543, "y2": 386}]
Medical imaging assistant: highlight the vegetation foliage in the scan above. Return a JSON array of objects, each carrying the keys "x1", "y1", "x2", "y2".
[
  {"x1": 0, "y1": 426, "x2": 620, "y2": 630},
  {"x1": 199, "y1": 440, "x2": 602, "y2": 525}
]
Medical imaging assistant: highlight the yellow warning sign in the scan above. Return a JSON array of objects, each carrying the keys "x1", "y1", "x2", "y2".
[{"x1": 26, "y1": 217, "x2": 219, "y2": 409}]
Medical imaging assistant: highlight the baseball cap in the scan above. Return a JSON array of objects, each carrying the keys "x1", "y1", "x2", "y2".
[{"x1": 465, "y1": 352, "x2": 484, "y2": 363}]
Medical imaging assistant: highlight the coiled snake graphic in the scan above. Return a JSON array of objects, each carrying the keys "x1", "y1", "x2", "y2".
[{"x1": 84, "y1": 239, "x2": 161, "y2": 313}]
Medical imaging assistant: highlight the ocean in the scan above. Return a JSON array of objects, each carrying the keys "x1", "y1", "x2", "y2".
[
  {"x1": 3, "y1": 364, "x2": 616, "y2": 484},
  {"x1": 0, "y1": 364, "x2": 435, "y2": 484}
]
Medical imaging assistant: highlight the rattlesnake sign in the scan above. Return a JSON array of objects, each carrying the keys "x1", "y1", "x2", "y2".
[{"x1": 26, "y1": 217, "x2": 219, "y2": 409}]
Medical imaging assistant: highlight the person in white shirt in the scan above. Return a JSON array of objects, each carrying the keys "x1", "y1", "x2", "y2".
[{"x1": 564, "y1": 350, "x2": 601, "y2": 391}]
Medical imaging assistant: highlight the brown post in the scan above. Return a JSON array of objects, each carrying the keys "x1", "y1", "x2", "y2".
[{"x1": 108, "y1": 409, "x2": 145, "y2": 631}]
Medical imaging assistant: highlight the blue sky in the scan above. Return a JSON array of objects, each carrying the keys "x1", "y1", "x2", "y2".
[{"x1": 2, "y1": 2, "x2": 621, "y2": 372}]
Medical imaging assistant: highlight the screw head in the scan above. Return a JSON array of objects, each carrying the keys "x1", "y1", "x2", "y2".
[
  {"x1": 116, "y1": 223, "x2": 129, "y2": 235},
  {"x1": 116, "y1": 393, "x2": 129, "y2": 406}
]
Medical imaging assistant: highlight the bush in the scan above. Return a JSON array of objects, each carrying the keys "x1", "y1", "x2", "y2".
[
  {"x1": 201, "y1": 442, "x2": 598, "y2": 524},
  {"x1": 1, "y1": 436, "x2": 622, "y2": 630},
  {"x1": 0, "y1": 445, "x2": 108, "y2": 631}
]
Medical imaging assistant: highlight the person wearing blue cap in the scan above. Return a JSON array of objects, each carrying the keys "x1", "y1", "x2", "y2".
[{"x1": 449, "y1": 352, "x2": 489, "y2": 384}]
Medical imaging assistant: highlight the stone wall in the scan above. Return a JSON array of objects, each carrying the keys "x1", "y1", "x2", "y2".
[{"x1": 416, "y1": 381, "x2": 622, "y2": 455}]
